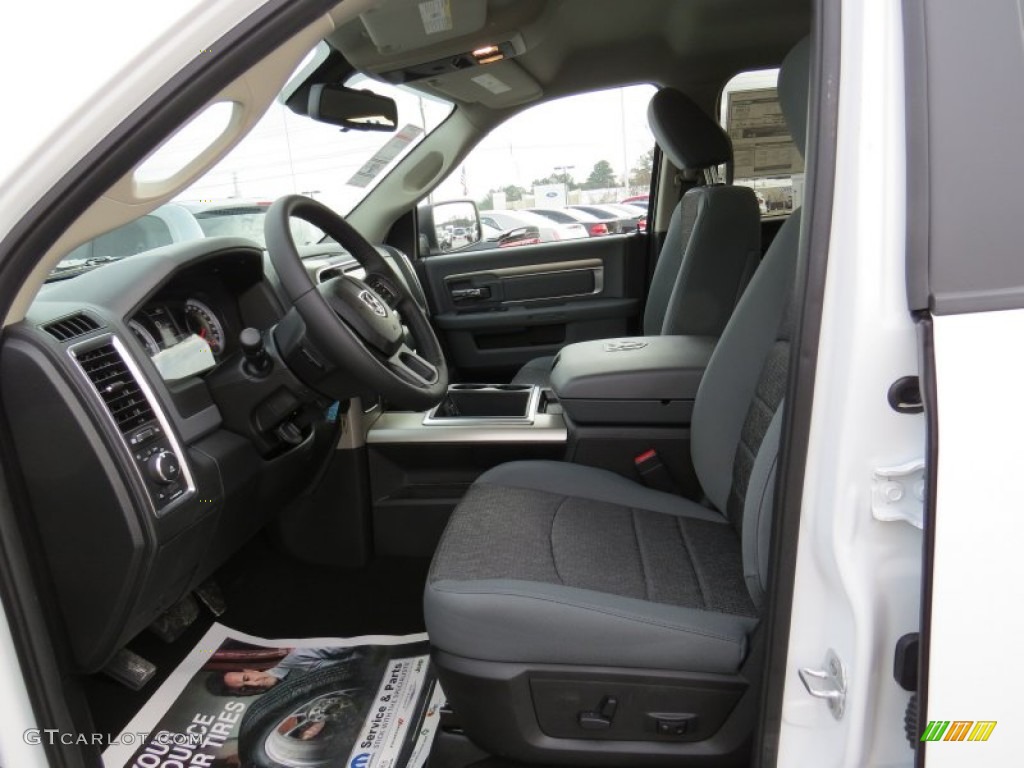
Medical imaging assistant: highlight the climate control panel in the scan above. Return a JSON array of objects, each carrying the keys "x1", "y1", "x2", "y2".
[{"x1": 128, "y1": 423, "x2": 188, "y2": 510}]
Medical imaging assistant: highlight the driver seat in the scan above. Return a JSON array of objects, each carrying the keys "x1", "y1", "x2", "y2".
[{"x1": 424, "y1": 38, "x2": 810, "y2": 765}]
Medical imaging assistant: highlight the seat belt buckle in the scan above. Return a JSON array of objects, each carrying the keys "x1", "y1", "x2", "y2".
[{"x1": 634, "y1": 449, "x2": 677, "y2": 493}]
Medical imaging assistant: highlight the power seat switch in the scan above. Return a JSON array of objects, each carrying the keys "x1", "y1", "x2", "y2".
[
  {"x1": 578, "y1": 696, "x2": 618, "y2": 731},
  {"x1": 649, "y1": 713, "x2": 698, "y2": 737}
]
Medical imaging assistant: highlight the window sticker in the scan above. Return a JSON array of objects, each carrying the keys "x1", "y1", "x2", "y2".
[
  {"x1": 346, "y1": 124, "x2": 425, "y2": 188},
  {"x1": 726, "y1": 87, "x2": 804, "y2": 179}
]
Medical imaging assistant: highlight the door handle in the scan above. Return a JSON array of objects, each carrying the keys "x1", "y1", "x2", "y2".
[{"x1": 451, "y1": 286, "x2": 491, "y2": 300}]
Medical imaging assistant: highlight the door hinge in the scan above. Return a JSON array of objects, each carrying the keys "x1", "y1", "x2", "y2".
[
  {"x1": 871, "y1": 459, "x2": 925, "y2": 529},
  {"x1": 798, "y1": 648, "x2": 847, "y2": 720}
]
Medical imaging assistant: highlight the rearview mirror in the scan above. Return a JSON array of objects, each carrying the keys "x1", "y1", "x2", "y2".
[
  {"x1": 418, "y1": 200, "x2": 482, "y2": 253},
  {"x1": 308, "y1": 84, "x2": 398, "y2": 132}
]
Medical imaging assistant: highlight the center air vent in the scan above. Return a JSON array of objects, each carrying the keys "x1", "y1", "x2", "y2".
[
  {"x1": 76, "y1": 343, "x2": 155, "y2": 434},
  {"x1": 42, "y1": 312, "x2": 101, "y2": 341}
]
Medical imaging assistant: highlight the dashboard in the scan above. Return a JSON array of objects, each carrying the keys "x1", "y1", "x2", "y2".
[
  {"x1": 130, "y1": 300, "x2": 226, "y2": 360},
  {"x1": 128, "y1": 286, "x2": 239, "y2": 381},
  {"x1": 1, "y1": 236, "x2": 374, "y2": 672}
]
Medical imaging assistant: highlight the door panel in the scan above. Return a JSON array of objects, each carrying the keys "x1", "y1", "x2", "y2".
[{"x1": 422, "y1": 234, "x2": 644, "y2": 379}]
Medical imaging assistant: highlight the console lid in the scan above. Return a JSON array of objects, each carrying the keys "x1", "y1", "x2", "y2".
[{"x1": 550, "y1": 336, "x2": 715, "y2": 425}]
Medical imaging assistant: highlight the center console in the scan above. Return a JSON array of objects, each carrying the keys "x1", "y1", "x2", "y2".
[
  {"x1": 550, "y1": 335, "x2": 716, "y2": 499},
  {"x1": 366, "y1": 383, "x2": 567, "y2": 555},
  {"x1": 550, "y1": 335, "x2": 715, "y2": 425},
  {"x1": 366, "y1": 335, "x2": 717, "y2": 556}
]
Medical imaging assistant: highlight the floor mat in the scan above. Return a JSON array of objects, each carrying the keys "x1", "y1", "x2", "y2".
[
  {"x1": 84, "y1": 535, "x2": 432, "y2": 742},
  {"x1": 102, "y1": 623, "x2": 442, "y2": 768}
]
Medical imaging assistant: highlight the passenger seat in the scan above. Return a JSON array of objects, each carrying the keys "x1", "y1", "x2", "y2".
[{"x1": 512, "y1": 88, "x2": 761, "y2": 387}]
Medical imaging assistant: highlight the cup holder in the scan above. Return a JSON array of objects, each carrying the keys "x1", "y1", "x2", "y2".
[{"x1": 424, "y1": 384, "x2": 539, "y2": 424}]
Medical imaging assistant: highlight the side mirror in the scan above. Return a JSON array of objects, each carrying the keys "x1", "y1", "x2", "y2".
[
  {"x1": 418, "y1": 200, "x2": 482, "y2": 254},
  {"x1": 308, "y1": 84, "x2": 398, "y2": 131}
]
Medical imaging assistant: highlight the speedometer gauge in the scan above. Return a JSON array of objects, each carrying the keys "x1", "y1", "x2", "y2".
[
  {"x1": 128, "y1": 320, "x2": 160, "y2": 357},
  {"x1": 184, "y1": 299, "x2": 225, "y2": 355}
]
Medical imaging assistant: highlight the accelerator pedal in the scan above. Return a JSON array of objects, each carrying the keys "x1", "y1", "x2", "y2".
[
  {"x1": 148, "y1": 593, "x2": 200, "y2": 643},
  {"x1": 194, "y1": 579, "x2": 227, "y2": 616}
]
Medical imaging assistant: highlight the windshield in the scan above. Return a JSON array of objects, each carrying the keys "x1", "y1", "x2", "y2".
[{"x1": 52, "y1": 68, "x2": 453, "y2": 280}]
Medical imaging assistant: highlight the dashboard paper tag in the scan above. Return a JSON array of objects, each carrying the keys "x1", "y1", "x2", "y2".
[{"x1": 152, "y1": 334, "x2": 215, "y2": 380}]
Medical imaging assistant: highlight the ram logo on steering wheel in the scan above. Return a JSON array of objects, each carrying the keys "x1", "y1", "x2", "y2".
[{"x1": 358, "y1": 289, "x2": 388, "y2": 318}]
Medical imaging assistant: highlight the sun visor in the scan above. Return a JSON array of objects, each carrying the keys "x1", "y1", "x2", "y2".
[
  {"x1": 360, "y1": 0, "x2": 487, "y2": 53},
  {"x1": 423, "y1": 60, "x2": 542, "y2": 108}
]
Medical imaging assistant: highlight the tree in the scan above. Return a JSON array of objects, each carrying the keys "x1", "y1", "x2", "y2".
[
  {"x1": 582, "y1": 160, "x2": 618, "y2": 190},
  {"x1": 478, "y1": 184, "x2": 527, "y2": 210},
  {"x1": 628, "y1": 148, "x2": 655, "y2": 189},
  {"x1": 503, "y1": 184, "x2": 528, "y2": 202},
  {"x1": 532, "y1": 172, "x2": 578, "y2": 190}
]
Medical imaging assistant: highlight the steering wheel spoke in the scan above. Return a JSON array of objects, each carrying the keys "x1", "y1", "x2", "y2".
[
  {"x1": 388, "y1": 342, "x2": 440, "y2": 388},
  {"x1": 265, "y1": 195, "x2": 447, "y2": 410}
]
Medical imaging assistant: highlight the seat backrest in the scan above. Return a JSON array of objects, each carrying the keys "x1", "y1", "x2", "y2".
[
  {"x1": 690, "y1": 36, "x2": 810, "y2": 607},
  {"x1": 643, "y1": 89, "x2": 761, "y2": 337}
]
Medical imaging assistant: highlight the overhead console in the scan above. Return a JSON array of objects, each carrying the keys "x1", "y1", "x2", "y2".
[{"x1": 329, "y1": 0, "x2": 547, "y2": 108}]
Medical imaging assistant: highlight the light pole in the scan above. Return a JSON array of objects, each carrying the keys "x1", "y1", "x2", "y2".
[{"x1": 553, "y1": 164, "x2": 575, "y2": 184}]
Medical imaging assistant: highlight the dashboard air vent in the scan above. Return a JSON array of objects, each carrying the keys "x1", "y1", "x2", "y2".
[
  {"x1": 43, "y1": 313, "x2": 101, "y2": 342},
  {"x1": 77, "y1": 343, "x2": 155, "y2": 434}
]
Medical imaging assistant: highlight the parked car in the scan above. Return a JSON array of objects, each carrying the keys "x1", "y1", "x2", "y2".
[
  {"x1": 597, "y1": 202, "x2": 648, "y2": 232},
  {"x1": 567, "y1": 203, "x2": 637, "y2": 233},
  {"x1": 55, "y1": 200, "x2": 321, "y2": 279},
  {"x1": 479, "y1": 209, "x2": 588, "y2": 242},
  {"x1": 526, "y1": 206, "x2": 610, "y2": 236},
  {"x1": 620, "y1": 194, "x2": 649, "y2": 206},
  {"x1": 461, "y1": 220, "x2": 542, "y2": 251}
]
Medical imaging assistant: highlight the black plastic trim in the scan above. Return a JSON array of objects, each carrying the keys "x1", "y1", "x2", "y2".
[
  {"x1": 754, "y1": 3, "x2": 841, "y2": 765},
  {"x1": 913, "y1": 316, "x2": 939, "y2": 766},
  {"x1": 902, "y1": 0, "x2": 930, "y2": 311},
  {"x1": 0, "y1": 1, "x2": 338, "y2": 765}
]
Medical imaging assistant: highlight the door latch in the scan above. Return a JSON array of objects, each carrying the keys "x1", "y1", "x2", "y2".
[
  {"x1": 798, "y1": 648, "x2": 847, "y2": 720},
  {"x1": 871, "y1": 459, "x2": 925, "y2": 529}
]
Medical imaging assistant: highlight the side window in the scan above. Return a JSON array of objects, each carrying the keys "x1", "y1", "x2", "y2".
[
  {"x1": 431, "y1": 84, "x2": 656, "y2": 252},
  {"x1": 721, "y1": 69, "x2": 804, "y2": 218}
]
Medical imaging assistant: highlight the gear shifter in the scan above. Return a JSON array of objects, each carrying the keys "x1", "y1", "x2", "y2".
[{"x1": 240, "y1": 327, "x2": 271, "y2": 377}]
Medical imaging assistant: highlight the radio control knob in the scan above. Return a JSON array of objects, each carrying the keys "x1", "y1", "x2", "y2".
[{"x1": 146, "y1": 450, "x2": 181, "y2": 484}]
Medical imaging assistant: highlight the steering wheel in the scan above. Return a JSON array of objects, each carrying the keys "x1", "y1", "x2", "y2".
[{"x1": 264, "y1": 195, "x2": 448, "y2": 410}]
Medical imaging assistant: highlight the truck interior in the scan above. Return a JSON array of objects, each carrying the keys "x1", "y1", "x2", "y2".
[{"x1": 0, "y1": 1, "x2": 824, "y2": 766}]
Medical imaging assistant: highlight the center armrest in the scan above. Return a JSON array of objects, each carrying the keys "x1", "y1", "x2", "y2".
[{"x1": 549, "y1": 336, "x2": 716, "y2": 425}]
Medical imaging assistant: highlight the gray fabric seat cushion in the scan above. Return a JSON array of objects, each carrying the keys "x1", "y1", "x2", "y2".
[{"x1": 425, "y1": 461, "x2": 758, "y2": 674}]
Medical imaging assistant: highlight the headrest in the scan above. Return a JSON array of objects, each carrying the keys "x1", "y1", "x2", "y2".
[
  {"x1": 778, "y1": 36, "x2": 811, "y2": 158},
  {"x1": 647, "y1": 88, "x2": 732, "y2": 171}
]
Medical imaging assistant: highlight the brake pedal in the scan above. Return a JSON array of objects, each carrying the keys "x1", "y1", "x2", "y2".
[
  {"x1": 194, "y1": 579, "x2": 227, "y2": 616},
  {"x1": 148, "y1": 593, "x2": 200, "y2": 643},
  {"x1": 102, "y1": 648, "x2": 156, "y2": 691}
]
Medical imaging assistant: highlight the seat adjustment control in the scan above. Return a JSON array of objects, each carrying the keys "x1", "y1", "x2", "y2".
[
  {"x1": 648, "y1": 712, "x2": 697, "y2": 736},
  {"x1": 578, "y1": 695, "x2": 617, "y2": 731}
]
